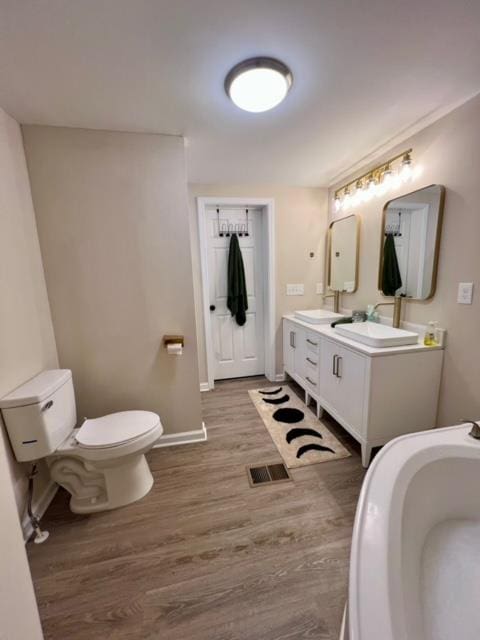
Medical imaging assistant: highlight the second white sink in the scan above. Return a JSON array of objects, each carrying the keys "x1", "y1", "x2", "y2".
[
  {"x1": 294, "y1": 309, "x2": 345, "y2": 324},
  {"x1": 335, "y1": 321, "x2": 419, "y2": 348}
]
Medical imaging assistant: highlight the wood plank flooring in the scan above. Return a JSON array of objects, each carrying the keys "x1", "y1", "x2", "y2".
[{"x1": 27, "y1": 377, "x2": 365, "y2": 640}]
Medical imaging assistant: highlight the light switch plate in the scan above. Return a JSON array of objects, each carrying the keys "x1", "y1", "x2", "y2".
[
  {"x1": 457, "y1": 282, "x2": 474, "y2": 304},
  {"x1": 286, "y1": 284, "x2": 304, "y2": 296},
  {"x1": 316, "y1": 282, "x2": 324, "y2": 295}
]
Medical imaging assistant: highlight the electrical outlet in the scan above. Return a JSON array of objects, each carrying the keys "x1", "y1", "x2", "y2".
[
  {"x1": 316, "y1": 282, "x2": 324, "y2": 295},
  {"x1": 457, "y1": 282, "x2": 474, "y2": 304},
  {"x1": 286, "y1": 284, "x2": 304, "y2": 296}
]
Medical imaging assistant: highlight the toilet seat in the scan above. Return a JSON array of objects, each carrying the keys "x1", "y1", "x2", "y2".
[{"x1": 76, "y1": 410, "x2": 160, "y2": 449}]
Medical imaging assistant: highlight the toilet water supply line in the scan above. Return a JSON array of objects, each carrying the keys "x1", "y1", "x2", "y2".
[{"x1": 27, "y1": 464, "x2": 49, "y2": 544}]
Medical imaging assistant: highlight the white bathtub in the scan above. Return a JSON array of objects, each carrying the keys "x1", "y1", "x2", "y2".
[{"x1": 344, "y1": 423, "x2": 480, "y2": 640}]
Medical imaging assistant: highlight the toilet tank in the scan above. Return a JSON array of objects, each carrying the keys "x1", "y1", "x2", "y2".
[{"x1": 0, "y1": 369, "x2": 77, "y2": 462}]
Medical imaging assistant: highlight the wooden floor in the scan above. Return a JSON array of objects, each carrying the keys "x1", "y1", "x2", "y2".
[{"x1": 27, "y1": 377, "x2": 365, "y2": 640}]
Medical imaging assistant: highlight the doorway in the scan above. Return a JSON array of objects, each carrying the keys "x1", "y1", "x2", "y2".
[{"x1": 197, "y1": 197, "x2": 275, "y2": 390}]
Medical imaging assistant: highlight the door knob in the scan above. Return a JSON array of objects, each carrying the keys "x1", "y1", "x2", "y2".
[{"x1": 209, "y1": 304, "x2": 216, "y2": 311}]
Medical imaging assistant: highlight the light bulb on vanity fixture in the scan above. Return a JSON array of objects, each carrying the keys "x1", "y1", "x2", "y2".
[
  {"x1": 365, "y1": 174, "x2": 377, "y2": 200},
  {"x1": 399, "y1": 152, "x2": 413, "y2": 182},
  {"x1": 352, "y1": 179, "x2": 365, "y2": 205}
]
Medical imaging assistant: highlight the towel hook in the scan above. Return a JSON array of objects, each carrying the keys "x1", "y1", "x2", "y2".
[{"x1": 217, "y1": 208, "x2": 224, "y2": 237}]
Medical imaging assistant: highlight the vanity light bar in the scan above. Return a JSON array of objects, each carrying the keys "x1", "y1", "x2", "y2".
[{"x1": 334, "y1": 149, "x2": 414, "y2": 212}]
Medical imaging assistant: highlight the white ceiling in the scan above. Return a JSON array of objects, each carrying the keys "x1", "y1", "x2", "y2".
[{"x1": 1, "y1": 0, "x2": 480, "y2": 186}]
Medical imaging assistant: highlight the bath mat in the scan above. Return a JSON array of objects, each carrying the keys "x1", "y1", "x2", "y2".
[{"x1": 249, "y1": 386, "x2": 351, "y2": 468}]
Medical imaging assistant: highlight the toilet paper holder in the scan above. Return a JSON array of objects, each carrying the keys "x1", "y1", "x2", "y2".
[{"x1": 163, "y1": 335, "x2": 185, "y2": 349}]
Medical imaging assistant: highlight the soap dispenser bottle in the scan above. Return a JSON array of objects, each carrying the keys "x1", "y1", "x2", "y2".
[{"x1": 424, "y1": 321, "x2": 438, "y2": 346}]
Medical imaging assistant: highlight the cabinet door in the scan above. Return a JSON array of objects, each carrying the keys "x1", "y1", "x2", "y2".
[
  {"x1": 319, "y1": 340, "x2": 367, "y2": 435},
  {"x1": 293, "y1": 326, "x2": 306, "y2": 383},
  {"x1": 283, "y1": 320, "x2": 295, "y2": 375}
]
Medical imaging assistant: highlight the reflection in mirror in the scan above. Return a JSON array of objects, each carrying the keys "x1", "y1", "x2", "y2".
[
  {"x1": 328, "y1": 215, "x2": 359, "y2": 292},
  {"x1": 379, "y1": 185, "x2": 445, "y2": 300}
]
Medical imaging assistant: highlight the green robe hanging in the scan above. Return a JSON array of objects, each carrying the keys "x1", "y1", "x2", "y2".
[
  {"x1": 227, "y1": 234, "x2": 248, "y2": 326},
  {"x1": 382, "y1": 233, "x2": 403, "y2": 296}
]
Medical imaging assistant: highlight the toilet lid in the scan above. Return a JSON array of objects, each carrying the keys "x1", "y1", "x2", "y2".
[{"x1": 76, "y1": 411, "x2": 160, "y2": 449}]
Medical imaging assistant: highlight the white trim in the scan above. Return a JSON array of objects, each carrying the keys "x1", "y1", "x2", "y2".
[
  {"x1": 153, "y1": 422, "x2": 207, "y2": 448},
  {"x1": 275, "y1": 373, "x2": 287, "y2": 382},
  {"x1": 22, "y1": 479, "x2": 58, "y2": 542},
  {"x1": 199, "y1": 382, "x2": 210, "y2": 392},
  {"x1": 197, "y1": 196, "x2": 276, "y2": 389}
]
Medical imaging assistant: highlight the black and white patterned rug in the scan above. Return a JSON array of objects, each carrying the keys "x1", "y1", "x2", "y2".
[{"x1": 249, "y1": 386, "x2": 350, "y2": 468}]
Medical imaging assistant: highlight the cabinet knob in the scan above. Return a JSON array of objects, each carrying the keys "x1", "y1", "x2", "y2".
[{"x1": 209, "y1": 304, "x2": 216, "y2": 311}]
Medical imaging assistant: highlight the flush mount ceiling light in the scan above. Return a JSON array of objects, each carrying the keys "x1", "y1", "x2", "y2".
[{"x1": 225, "y1": 57, "x2": 293, "y2": 113}]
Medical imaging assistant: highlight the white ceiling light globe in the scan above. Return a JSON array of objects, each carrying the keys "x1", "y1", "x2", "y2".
[{"x1": 225, "y1": 58, "x2": 293, "y2": 113}]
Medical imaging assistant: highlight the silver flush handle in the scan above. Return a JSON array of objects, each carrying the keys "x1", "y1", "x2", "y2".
[{"x1": 41, "y1": 400, "x2": 54, "y2": 412}]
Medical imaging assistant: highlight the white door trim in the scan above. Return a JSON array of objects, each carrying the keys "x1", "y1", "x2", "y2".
[{"x1": 197, "y1": 196, "x2": 276, "y2": 390}]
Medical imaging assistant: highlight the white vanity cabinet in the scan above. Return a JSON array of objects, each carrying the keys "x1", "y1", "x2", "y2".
[{"x1": 282, "y1": 317, "x2": 443, "y2": 467}]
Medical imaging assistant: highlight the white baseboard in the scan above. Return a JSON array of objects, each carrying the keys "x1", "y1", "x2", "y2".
[
  {"x1": 153, "y1": 422, "x2": 208, "y2": 448},
  {"x1": 275, "y1": 373, "x2": 287, "y2": 382},
  {"x1": 199, "y1": 382, "x2": 210, "y2": 392},
  {"x1": 22, "y1": 480, "x2": 58, "y2": 542}
]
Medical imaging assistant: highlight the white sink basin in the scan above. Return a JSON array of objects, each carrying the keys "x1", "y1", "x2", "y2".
[
  {"x1": 335, "y1": 321, "x2": 419, "y2": 347},
  {"x1": 294, "y1": 309, "x2": 345, "y2": 325}
]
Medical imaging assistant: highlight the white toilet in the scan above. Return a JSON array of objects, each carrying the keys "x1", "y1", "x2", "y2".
[{"x1": 0, "y1": 369, "x2": 163, "y2": 514}]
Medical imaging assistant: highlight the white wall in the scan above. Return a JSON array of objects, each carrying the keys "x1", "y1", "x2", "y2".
[
  {"x1": 0, "y1": 106, "x2": 52, "y2": 639},
  {"x1": 23, "y1": 126, "x2": 203, "y2": 435},
  {"x1": 188, "y1": 185, "x2": 328, "y2": 383},
  {"x1": 329, "y1": 92, "x2": 480, "y2": 426}
]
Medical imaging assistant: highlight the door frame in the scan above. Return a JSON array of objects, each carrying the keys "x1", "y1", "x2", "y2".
[{"x1": 197, "y1": 196, "x2": 276, "y2": 390}]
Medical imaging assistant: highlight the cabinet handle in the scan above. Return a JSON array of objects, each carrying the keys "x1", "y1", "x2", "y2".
[
  {"x1": 291, "y1": 332, "x2": 296, "y2": 348},
  {"x1": 332, "y1": 354, "x2": 338, "y2": 376},
  {"x1": 305, "y1": 376, "x2": 317, "y2": 386},
  {"x1": 306, "y1": 338, "x2": 318, "y2": 346},
  {"x1": 336, "y1": 356, "x2": 343, "y2": 378},
  {"x1": 306, "y1": 357, "x2": 317, "y2": 367}
]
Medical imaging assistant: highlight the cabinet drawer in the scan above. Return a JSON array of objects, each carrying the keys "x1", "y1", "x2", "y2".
[
  {"x1": 305, "y1": 353, "x2": 319, "y2": 369},
  {"x1": 303, "y1": 352, "x2": 319, "y2": 393},
  {"x1": 304, "y1": 372, "x2": 319, "y2": 394},
  {"x1": 305, "y1": 330, "x2": 320, "y2": 355}
]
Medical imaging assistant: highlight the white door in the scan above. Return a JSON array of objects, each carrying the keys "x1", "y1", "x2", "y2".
[{"x1": 206, "y1": 207, "x2": 265, "y2": 380}]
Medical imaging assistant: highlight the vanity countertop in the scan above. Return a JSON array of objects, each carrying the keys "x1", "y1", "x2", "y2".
[{"x1": 283, "y1": 314, "x2": 444, "y2": 357}]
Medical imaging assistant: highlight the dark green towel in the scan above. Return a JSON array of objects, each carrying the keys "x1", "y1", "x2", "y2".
[
  {"x1": 227, "y1": 234, "x2": 248, "y2": 326},
  {"x1": 382, "y1": 233, "x2": 403, "y2": 296}
]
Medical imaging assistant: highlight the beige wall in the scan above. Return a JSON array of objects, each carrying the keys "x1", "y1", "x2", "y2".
[
  {"x1": 0, "y1": 106, "x2": 52, "y2": 639},
  {"x1": 23, "y1": 126, "x2": 202, "y2": 435},
  {"x1": 188, "y1": 185, "x2": 329, "y2": 383},
  {"x1": 329, "y1": 93, "x2": 480, "y2": 426}
]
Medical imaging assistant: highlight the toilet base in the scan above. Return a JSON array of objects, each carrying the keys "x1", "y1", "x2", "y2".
[{"x1": 49, "y1": 452, "x2": 154, "y2": 514}]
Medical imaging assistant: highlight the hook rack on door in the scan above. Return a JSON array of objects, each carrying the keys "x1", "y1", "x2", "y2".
[
  {"x1": 215, "y1": 208, "x2": 250, "y2": 238},
  {"x1": 385, "y1": 210, "x2": 402, "y2": 237}
]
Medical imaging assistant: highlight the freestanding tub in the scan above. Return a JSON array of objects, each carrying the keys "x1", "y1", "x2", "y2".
[{"x1": 342, "y1": 422, "x2": 480, "y2": 640}]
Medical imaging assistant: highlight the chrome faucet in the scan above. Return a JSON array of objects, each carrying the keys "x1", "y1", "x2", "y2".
[
  {"x1": 373, "y1": 296, "x2": 403, "y2": 328},
  {"x1": 462, "y1": 419, "x2": 480, "y2": 440},
  {"x1": 323, "y1": 290, "x2": 340, "y2": 313}
]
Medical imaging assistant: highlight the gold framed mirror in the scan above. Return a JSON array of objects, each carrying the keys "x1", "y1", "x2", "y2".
[
  {"x1": 327, "y1": 214, "x2": 360, "y2": 293},
  {"x1": 378, "y1": 184, "x2": 445, "y2": 300}
]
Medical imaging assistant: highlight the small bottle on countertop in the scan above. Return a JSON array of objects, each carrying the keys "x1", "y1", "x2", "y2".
[
  {"x1": 424, "y1": 321, "x2": 439, "y2": 346},
  {"x1": 366, "y1": 304, "x2": 379, "y2": 323}
]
